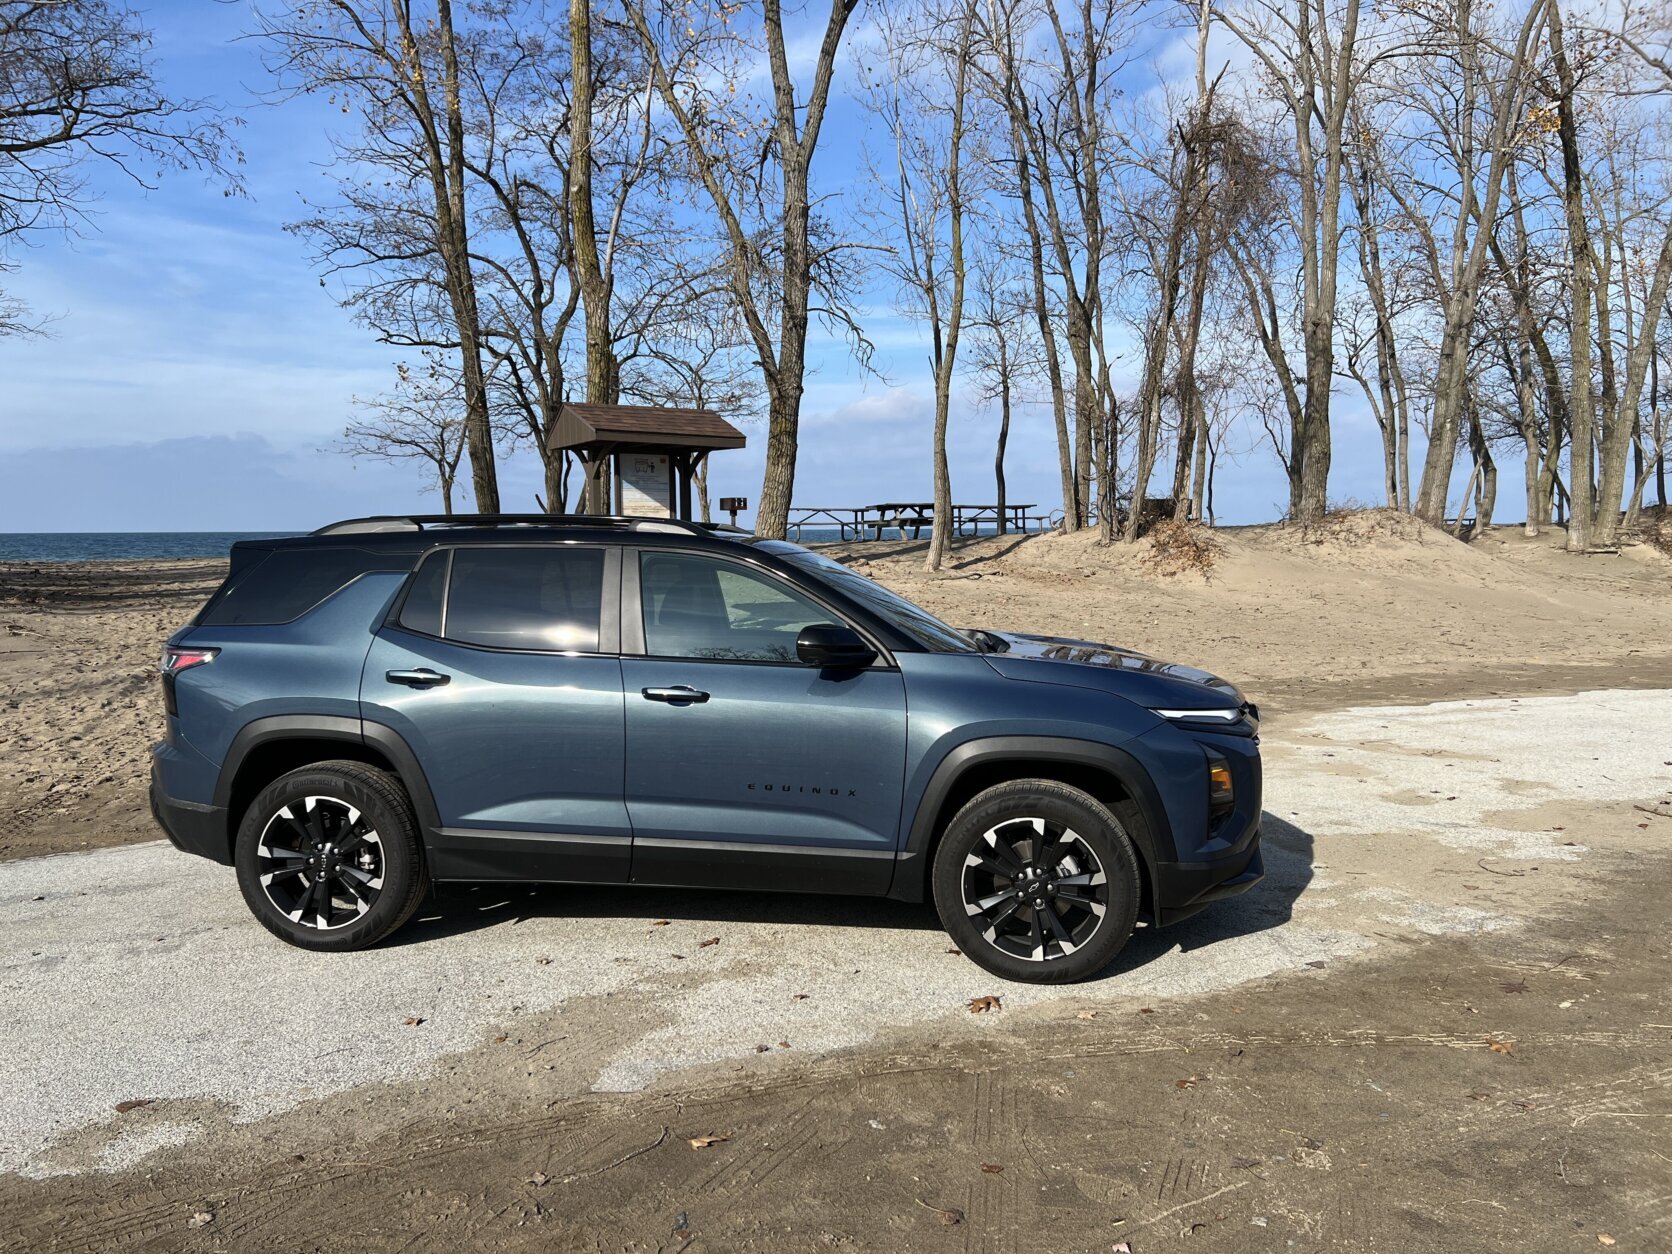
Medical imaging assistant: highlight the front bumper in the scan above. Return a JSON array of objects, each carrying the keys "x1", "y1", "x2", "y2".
[
  {"x1": 1150, "y1": 824, "x2": 1264, "y2": 927},
  {"x1": 149, "y1": 755, "x2": 231, "y2": 865}
]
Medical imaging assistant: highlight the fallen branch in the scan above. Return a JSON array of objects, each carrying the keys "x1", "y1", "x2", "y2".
[
  {"x1": 1633, "y1": 805, "x2": 1672, "y2": 821},
  {"x1": 557, "y1": 1126, "x2": 669, "y2": 1184},
  {"x1": 1476, "y1": 859, "x2": 1528, "y2": 877}
]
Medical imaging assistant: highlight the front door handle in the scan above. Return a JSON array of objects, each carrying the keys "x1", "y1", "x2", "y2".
[
  {"x1": 386, "y1": 668, "x2": 451, "y2": 688},
  {"x1": 641, "y1": 685, "x2": 710, "y2": 704}
]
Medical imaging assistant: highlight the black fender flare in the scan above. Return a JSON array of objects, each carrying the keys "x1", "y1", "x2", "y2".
[
  {"x1": 886, "y1": 735, "x2": 1173, "y2": 904},
  {"x1": 214, "y1": 714, "x2": 442, "y2": 839}
]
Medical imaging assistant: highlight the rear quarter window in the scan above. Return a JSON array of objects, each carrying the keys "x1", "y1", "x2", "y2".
[{"x1": 197, "y1": 548, "x2": 409, "y2": 626}]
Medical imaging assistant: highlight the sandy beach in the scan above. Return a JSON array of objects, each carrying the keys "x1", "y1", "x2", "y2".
[{"x1": 2, "y1": 517, "x2": 1671, "y2": 1249}]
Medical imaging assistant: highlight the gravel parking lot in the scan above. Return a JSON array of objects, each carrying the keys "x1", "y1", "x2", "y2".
[{"x1": 6, "y1": 688, "x2": 1667, "y2": 1185}]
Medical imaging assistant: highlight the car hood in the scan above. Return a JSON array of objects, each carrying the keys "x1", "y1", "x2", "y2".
[{"x1": 977, "y1": 631, "x2": 1248, "y2": 715}]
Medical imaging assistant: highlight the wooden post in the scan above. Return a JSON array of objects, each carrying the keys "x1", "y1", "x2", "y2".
[{"x1": 675, "y1": 452, "x2": 694, "y2": 520}]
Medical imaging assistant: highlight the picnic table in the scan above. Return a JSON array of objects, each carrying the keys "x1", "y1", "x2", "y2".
[{"x1": 786, "y1": 503, "x2": 1042, "y2": 541}]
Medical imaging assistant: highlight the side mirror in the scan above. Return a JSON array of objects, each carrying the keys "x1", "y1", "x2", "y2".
[{"x1": 796, "y1": 622, "x2": 876, "y2": 669}]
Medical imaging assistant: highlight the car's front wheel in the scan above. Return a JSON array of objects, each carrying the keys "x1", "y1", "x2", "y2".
[
  {"x1": 932, "y1": 780, "x2": 1140, "y2": 984},
  {"x1": 234, "y1": 760, "x2": 429, "y2": 951}
]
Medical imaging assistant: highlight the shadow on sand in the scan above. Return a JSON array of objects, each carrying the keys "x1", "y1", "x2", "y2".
[{"x1": 394, "y1": 809, "x2": 1317, "y2": 986}]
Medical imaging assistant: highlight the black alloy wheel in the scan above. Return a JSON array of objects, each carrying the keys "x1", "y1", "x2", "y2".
[
  {"x1": 255, "y1": 794, "x2": 385, "y2": 930},
  {"x1": 932, "y1": 780, "x2": 1140, "y2": 984},
  {"x1": 235, "y1": 760, "x2": 428, "y2": 951}
]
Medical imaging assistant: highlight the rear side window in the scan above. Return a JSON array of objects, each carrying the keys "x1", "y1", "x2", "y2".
[
  {"x1": 198, "y1": 548, "x2": 404, "y2": 626},
  {"x1": 441, "y1": 547, "x2": 605, "y2": 652},
  {"x1": 398, "y1": 550, "x2": 448, "y2": 637}
]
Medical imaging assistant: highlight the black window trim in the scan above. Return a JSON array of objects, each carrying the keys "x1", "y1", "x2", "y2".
[
  {"x1": 384, "y1": 542, "x2": 622, "y2": 657},
  {"x1": 623, "y1": 546, "x2": 896, "y2": 670}
]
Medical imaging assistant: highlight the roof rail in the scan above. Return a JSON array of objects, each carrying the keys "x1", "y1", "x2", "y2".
[{"x1": 310, "y1": 513, "x2": 722, "y2": 538}]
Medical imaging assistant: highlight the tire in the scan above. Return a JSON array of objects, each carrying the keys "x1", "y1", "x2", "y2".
[
  {"x1": 932, "y1": 779, "x2": 1140, "y2": 984},
  {"x1": 234, "y1": 760, "x2": 429, "y2": 952}
]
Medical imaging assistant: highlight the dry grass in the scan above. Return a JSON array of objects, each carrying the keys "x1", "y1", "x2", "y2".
[
  {"x1": 1642, "y1": 511, "x2": 1672, "y2": 559},
  {"x1": 1290, "y1": 506, "x2": 1446, "y2": 548},
  {"x1": 1140, "y1": 519, "x2": 1222, "y2": 577}
]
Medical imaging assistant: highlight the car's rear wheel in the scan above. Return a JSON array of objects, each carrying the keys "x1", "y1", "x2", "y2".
[
  {"x1": 932, "y1": 780, "x2": 1140, "y2": 984},
  {"x1": 234, "y1": 760, "x2": 428, "y2": 951}
]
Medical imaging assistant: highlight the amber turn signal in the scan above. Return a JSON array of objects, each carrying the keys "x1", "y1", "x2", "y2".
[{"x1": 1208, "y1": 759, "x2": 1234, "y2": 814}]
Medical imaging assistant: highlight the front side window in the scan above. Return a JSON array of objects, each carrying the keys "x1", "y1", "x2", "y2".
[
  {"x1": 431, "y1": 546, "x2": 605, "y2": 652},
  {"x1": 754, "y1": 541, "x2": 975, "y2": 653},
  {"x1": 640, "y1": 552, "x2": 836, "y2": 662}
]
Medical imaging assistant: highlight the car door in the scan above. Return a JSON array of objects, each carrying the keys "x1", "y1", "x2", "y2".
[
  {"x1": 620, "y1": 548, "x2": 908, "y2": 895},
  {"x1": 360, "y1": 543, "x2": 630, "y2": 883}
]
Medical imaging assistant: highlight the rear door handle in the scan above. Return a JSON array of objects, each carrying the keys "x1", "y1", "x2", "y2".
[
  {"x1": 641, "y1": 685, "x2": 709, "y2": 704},
  {"x1": 386, "y1": 668, "x2": 450, "y2": 688}
]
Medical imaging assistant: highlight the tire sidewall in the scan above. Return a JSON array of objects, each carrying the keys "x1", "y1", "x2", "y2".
[
  {"x1": 234, "y1": 765, "x2": 422, "y2": 951},
  {"x1": 932, "y1": 782, "x2": 1140, "y2": 984}
]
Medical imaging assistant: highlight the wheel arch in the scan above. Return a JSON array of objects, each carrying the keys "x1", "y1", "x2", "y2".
[
  {"x1": 887, "y1": 736, "x2": 1172, "y2": 911},
  {"x1": 214, "y1": 715, "x2": 441, "y2": 861}
]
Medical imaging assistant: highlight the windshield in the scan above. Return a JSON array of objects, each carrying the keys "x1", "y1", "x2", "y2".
[{"x1": 755, "y1": 541, "x2": 976, "y2": 653}]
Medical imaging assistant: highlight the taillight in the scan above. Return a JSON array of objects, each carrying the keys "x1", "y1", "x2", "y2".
[
  {"x1": 161, "y1": 646, "x2": 218, "y2": 675},
  {"x1": 160, "y1": 646, "x2": 218, "y2": 716}
]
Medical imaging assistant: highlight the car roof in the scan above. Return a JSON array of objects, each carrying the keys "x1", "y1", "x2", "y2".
[{"x1": 232, "y1": 515, "x2": 763, "y2": 557}]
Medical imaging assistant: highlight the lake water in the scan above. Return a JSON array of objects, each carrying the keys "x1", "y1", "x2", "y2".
[
  {"x1": 0, "y1": 522, "x2": 1042, "y2": 562},
  {"x1": 0, "y1": 533, "x2": 299, "y2": 562}
]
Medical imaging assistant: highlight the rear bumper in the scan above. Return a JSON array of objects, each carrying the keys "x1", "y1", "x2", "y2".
[
  {"x1": 1151, "y1": 825, "x2": 1264, "y2": 927},
  {"x1": 149, "y1": 756, "x2": 231, "y2": 865}
]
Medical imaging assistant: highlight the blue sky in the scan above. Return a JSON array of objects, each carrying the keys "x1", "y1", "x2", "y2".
[{"x1": 0, "y1": 0, "x2": 1407, "y2": 532}]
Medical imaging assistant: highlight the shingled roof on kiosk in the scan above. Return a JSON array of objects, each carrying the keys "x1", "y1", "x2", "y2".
[{"x1": 548, "y1": 403, "x2": 747, "y2": 520}]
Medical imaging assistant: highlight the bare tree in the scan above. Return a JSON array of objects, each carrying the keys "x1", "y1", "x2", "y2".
[
  {"x1": 623, "y1": 0, "x2": 862, "y2": 539},
  {"x1": 256, "y1": 0, "x2": 502, "y2": 512},
  {"x1": 966, "y1": 248, "x2": 1040, "y2": 534},
  {"x1": 340, "y1": 360, "x2": 467, "y2": 513},
  {"x1": 980, "y1": 0, "x2": 1077, "y2": 531},
  {"x1": 1215, "y1": 0, "x2": 1367, "y2": 524},
  {"x1": 0, "y1": 0, "x2": 236, "y2": 332},
  {"x1": 869, "y1": 0, "x2": 981, "y2": 571}
]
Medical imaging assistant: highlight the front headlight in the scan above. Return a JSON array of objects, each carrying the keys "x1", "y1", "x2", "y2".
[{"x1": 1152, "y1": 706, "x2": 1242, "y2": 723}]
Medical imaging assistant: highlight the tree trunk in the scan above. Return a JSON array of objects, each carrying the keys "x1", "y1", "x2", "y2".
[
  {"x1": 570, "y1": 0, "x2": 615, "y2": 407},
  {"x1": 431, "y1": 0, "x2": 499, "y2": 513},
  {"x1": 1551, "y1": 1, "x2": 1594, "y2": 552},
  {"x1": 995, "y1": 378, "x2": 1010, "y2": 534},
  {"x1": 1593, "y1": 220, "x2": 1672, "y2": 544}
]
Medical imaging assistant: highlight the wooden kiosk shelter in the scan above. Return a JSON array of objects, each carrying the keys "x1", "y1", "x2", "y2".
[{"x1": 548, "y1": 403, "x2": 747, "y2": 520}]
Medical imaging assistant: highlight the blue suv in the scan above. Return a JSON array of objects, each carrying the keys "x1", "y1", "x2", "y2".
[{"x1": 151, "y1": 515, "x2": 1262, "y2": 983}]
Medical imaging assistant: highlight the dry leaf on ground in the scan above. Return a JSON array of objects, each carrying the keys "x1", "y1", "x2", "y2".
[
  {"x1": 698, "y1": 936, "x2": 720, "y2": 948},
  {"x1": 1076, "y1": 1010, "x2": 1100, "y2": 1020},
  {"x1": 980, "y1": 1163, "x2": 1004, "y2": 1174},
  {"x1": 1487, "y1": 1039, "x2": 1516, "y2": 1055},
  {"x1": 688, "y1": 1134, "x2": 728, "y2": 1150},
  {"x1": 401, "y1": 1016, "x2": 425, "y2": 1027},
  {"x1": 968, "y1": 995, "x2": 1003, "y2": 1014}
]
